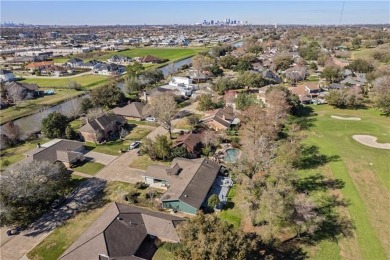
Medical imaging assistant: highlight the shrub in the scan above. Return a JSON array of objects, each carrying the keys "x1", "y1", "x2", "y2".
[{"x1": 135, "y1": 182, "x2": 149, "y2": 190}]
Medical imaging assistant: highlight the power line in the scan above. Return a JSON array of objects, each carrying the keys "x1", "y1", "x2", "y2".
[{"x1": 339, "y1": 0, "x2": 346, "y2": 25}]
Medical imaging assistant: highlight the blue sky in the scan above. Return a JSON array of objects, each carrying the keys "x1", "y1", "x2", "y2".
[{"x1": 1, "y1": 1, "x2": 389, "y2": 25}]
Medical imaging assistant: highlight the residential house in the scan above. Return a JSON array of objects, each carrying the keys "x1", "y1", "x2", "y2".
[
  {"x1": 79, "y1": 114, "x2": 127, "y2": 143},
  {"x1": 24, "y1": 139, "x2": 84, "y2": 168},
  {"x1": 188, "y1": 69, "x2": 209, "y2": 83},
  {"x1": 158, "y1": 77, "x2": 196, "y2": 97},
  {"x1": 0, "y1": 69, "x2": 15, "y2": 82},
  {"x1": 288, "y1": 82, "x2": 323, "y2": 104},
  {"x1": 79, "y1": 60, "x2": 102, "y2": 70},
  {"x1": 3, "y1": 81, "x2": 41, "y2": 102},
  {"x1": 141, "y1": 55, "x2": 165, "y2": 64},
  {"x1": 112, "y1": 102, "x2": 146, "y2": 120},
  {"x1": 173, "y1": 131, "x2": 204, "y2": 157},
  {"x1": 65, "y1": 58, "x2": 84, "y2": 68},
  {"x1": 93, "y1": 63, "x2": 125, "y2": 75},
  {"x1": 59, "y1": 203, "x2": 183, "y2": 260},
  {"x1": 327, "y1": 83, "x2": 349, "y2": 90},
  {"x1": 25, "y1": 61, "x2": 54, "y2": 72},
  {"x1": 262, "y1": 69, "x2": 282, "y2": 84},
  {"x1": 40, "y1": 65, "x2": 71, "y2": 77},
  {"x1": 140, "y1": 87, "x2": 176, "y2": 103},
  {"x1": 107, "y1": 55, "x2": 132, "y2": 64},
  {"x1": 200, "y1": 106, "x2": 239, "y2": 131},
  {"x1": 144, "y1": 158, "x2": 221, "y2": 214}
]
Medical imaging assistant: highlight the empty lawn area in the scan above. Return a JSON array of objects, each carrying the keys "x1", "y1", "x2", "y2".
[
  {"x1": 21, "y1": 74, "x2": 108, "y2": 89},
  {"x1": 72, "y1": 161, "x2": 105, "y2": 175},
  {"x1": 219, "y1": 185, "x2": 241, "y2": 228},
  {"x1": 129, "y1": 154, "x2": 170, "y2": 170},
  {"x1": 301, "y1": 105, "x2": 390, "y2": 260}
]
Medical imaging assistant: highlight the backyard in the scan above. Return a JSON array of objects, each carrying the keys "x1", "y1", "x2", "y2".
[{"x1": 20, "y1": 74, "x2": 108, "y2": 89}]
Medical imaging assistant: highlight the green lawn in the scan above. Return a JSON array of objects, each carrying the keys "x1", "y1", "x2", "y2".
[
  {"x1": 21, "y1": 74, "x2": 108, "y2": 89},
  {"x1": 219, "y1": 185, "x2": 242, "y2": 228},
  {"x1": 0, "y1": 137, "x2": 49, "y2": 169},
  {"x1": 27, "y1": 181, "x2": 163, "y2": 260},
  {"x1": 129, "y1": 155, "x2": 171, "y2": 170},
  {"x1": 72, "y1": 161, "x2": 105, "y2": 175},
  {"x1": 301, "y1": 105, "x2": 390, "y2": 260}
]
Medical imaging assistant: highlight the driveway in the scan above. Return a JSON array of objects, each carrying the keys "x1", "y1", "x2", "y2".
[
  {"x1": 95, "y1": 149, "x2": 145, "y2": 183},
  {"x1": 83, "y1": 151, "x2": 117, "y2": 165},
  {"x1": 0, "y1": 178, "x2": 107, "y2": 260}
]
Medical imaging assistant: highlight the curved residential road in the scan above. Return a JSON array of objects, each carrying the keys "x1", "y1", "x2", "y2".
[{"x1": 0, "y1": 177, "x2": 107, "y2": 260}]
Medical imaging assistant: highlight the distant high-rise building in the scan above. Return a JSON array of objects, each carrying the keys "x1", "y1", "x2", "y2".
[{"x1": 211, "y1": 20, "x2": 214, "y2": 25}]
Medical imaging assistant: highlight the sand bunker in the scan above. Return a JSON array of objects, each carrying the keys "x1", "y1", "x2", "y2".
[
  {"x1": 331, "y1": 115, "x2": 361, "y2": 121},
  {"x1": 352, "y1": 135, "x2": 390, "y2": 149}
]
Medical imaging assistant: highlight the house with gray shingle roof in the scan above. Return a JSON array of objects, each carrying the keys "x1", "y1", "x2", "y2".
[
  {"x1": 112, "y1": 102, "x2": 146, "y2": 120},
  {"x1": 59, "y1": 203, "x2": 183, "y2": 260},
  {"x1": 144, "y1": 158, "x2": 221, "y2": 214},
  {"x1": 79, "y1": 114, "x2": 127, "y2": 143}
]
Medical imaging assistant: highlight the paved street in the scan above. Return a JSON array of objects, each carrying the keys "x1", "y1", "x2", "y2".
[
  {"x1": 95, "y1": 149, "x2": 145, "y2": 183},
  {"x1": 0, "y1": 178, "x2": 107, "y2": 260}
]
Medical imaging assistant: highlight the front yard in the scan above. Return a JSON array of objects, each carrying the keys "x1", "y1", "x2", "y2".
[
  {"x1": 129, "y1": 154, "x2": 171, "y2": 170},
  {"x1": 72, "y1": 161, "x2": 105, "y2": 175}
]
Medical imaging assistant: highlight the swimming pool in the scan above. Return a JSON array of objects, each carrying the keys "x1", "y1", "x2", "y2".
[{"x1": 223, "y1": 148, "x2": 240, "y2": 163}]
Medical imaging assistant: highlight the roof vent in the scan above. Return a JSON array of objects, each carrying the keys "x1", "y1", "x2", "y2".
[
  {"x1": 116, "y1": 217, "x2": 123, "y2": 221},
  {"x1": 184, "y1": 194, "x2": 188, "y2": 198}
]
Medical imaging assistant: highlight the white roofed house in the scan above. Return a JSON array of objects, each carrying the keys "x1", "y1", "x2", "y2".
[
  {"x1": 93, "y1": 63, "x2": 126, "y2": 76},
  {"x1": 107, "y1": 55, "x2": 132, "y2": 65},
  {"x1": 158, "y1": 77, "x2": 197, "y2": 97}
]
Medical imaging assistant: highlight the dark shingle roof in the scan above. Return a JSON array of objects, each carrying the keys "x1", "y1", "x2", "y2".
[
  {"x1": 59, "y1": 203, "x2": 183, "y2": 260},
  {"x1": 112, "y1": 102, "x2": 145, "y2": 118},
  {"x1": 4, "y1": 81, "x2": 38, "y2": 91},
  {"x1": 79, "y1": 114, "x2": 126, "y2": 133}
]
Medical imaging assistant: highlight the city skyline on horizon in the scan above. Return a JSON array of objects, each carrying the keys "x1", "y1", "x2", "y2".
[{"x1": 1, "y1": 1, "x2": 389, "y2": 26}]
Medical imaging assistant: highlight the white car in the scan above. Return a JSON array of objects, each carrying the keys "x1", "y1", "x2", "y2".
[
  {"x1": 129, "y1": 141, "x2": 140, "y2": 150},
  {"x1": 145, "y1": 116, "x2": 156, "y2": 122}
]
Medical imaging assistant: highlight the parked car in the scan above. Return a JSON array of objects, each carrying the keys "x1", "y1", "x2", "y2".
[
  {"x1": 6, "y1": 227, "x2": 21, "y2": 236},
  {"x1": 129, "y1": 141, "x2": 140, "y2": 150},
  {"x1": 145, "y1": 116, "x2": 156, "y2": 122},
  {"x1": 50, "y1": 196, "x2": 67, "y2": 209}
]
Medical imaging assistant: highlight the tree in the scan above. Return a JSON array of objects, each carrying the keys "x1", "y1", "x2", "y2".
[
  {"x1": 126, "y1": 61, "x2": 145, "y2": 78},
  {"x1": 236, "y1": 71, "x2": 265, "y2": 89},
  {"x1": 68, "y1": 81, "x2": 82, "y2": 91},
  {"x1": 90, "y1": 84, "x2": 125, "y2": 108},
  {"x1": 197, "y1": 94, "x2": 215, "y2": 111},
  {"x1": 146, "y1": 93, "x2": 177, "y2": 139},
  {"x1": 321, "y1": 64, "x2": 342, "y2": 83},
  {"x1": 309, "y1": 62, "x2": 318, "y2": 70},
  {"x1": 187, "y1": 115, "x2": 200, "y2": 130},
  {"x1": 371, "y1": 76, "x2": 390, "y2": 116},
  {"x1": 235, "y1": 93, "x2": 259, "y2": 110},
  {"x1": 326, "y1": 87, "x2": 364, "y2": 108},
  {"x1": 285, "y1": 67, "x2": 308, "y2": 85},
  {"x1": 273, "y1": 52, "x2": 293, "y2": 71},
  {"x1": 42, "y1": 112, "x2": 69, "y2": 138},
  {"x1": 192, "y1": 54, "x2": 213, "y2": 83},
  {"x1": 213, "y1": 77, "x2": 235, "y2": 94},
  {"x1": 234, "y1": 60, "x2": 252, "y2": 72},
  {"x1": 65, "y1": 125, "x2": 78, "y2": 140},
  {"x1": 174, "y1": 212, "x2": 259, "y2": 260},
  {"x1": 219, "y1": 55, "x2": 239, "y2": 69},
  {"x1": 139, "y1": 69, "x2": 164, "y2": 86},
  {"x1": 347, "y1": 59, "x2": 374, "y2": 73},
  {"x1": 207, "y1": 194, "x2": 220, "y2": 208},
  {"x1": 2, "y1": 121, "x2": 20, "y2": 144},
  {"x1": 208, "y1": 63, "x2": 223, "y2": 77},
  {"x1": 0, "y1": 160, "x2": 69, "y2": 227},
  {"x1": 140, "y1": 135, "x2": 172, "y2": 161},
  {"x1": 201, "y1": 129, "x2": 219, "y2": 157},
  {"x1": 125, "y1": 76, "x2": 142, "y2": 94},
  {"x1": 266, "y1": 87, "x2": 291, "y2": 129},
  {"x1": 80, "y1": 98, "x2": 94, "y2": 114}
]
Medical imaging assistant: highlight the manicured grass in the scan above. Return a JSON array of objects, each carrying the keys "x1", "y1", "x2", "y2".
[
  {"x1": 27, "y1": 181, "x2": 163, "y2": 260},
  {"x1": 69, "y1": 118, "x2": 83, "y2": 130},
  {"x1": 173, "y1": 118, "x2": 192, "y2": 130},
  {"x1": 153, "y1": 245, "x2": 175, "y2": 260},
  {"x1": 126, "y1": 125, "x2": 153, "y2": 141},
  {"x1": 72, "y1": 161, "x2": 105, "y2": 175},
  {"x1": 129, "y1": 154, "x2": 170, "y2": 170},
  {"x1": 302, "y1": 105, "x2": 390, "y2": 260},
  {"x1": 219, "y1": 185, "x2": 242, "y2": 228},
  {"x1": 21, "y1": 74, "x2": 108, "y2": 89},
  {"x1": 0, "y1": 137, "x2": 49, "y2": 169},
  {"x1": 0, "y1": 89, "x2": 82, "y2": 123}
]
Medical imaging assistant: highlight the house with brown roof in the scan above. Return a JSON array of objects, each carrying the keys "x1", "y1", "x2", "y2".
[
  {"x1": 79, "y1": 114, "x2": 127, "y2": 143},
  {"x1": 144, "y1": 158, "x2": 221, "y2": 214},
  {"x1": 200, "y1": 106, "x2": 239, "y2": 131},
  {"x1": 173, "y1": 131, "x2": 204, "y2": 157},
  {"x1": 141, "y1": 55, "x2": 165, "y2": 64},
  {"x1": 112, "y1": 102, "x2": 146, "y2": 120},
  {"x1": 24, "y1": 139, "x2": 84, "y2": 168},
  {"x1": 25, "y1": 61, "x2": 54, "y2": 71},
  {"x1": 288, "y1": 82, "x2": 323, "y2": 104},
  {"x1": 59, "y1": 203, "x2": 183, "y2": 260}
]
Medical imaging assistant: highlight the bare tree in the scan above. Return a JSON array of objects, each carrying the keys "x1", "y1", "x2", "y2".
[
  {"x1": 2, "y1": 121, "x2": 20, "y2": 143},
  {"x1": 192, "y1": 54, "x2": 213, "y2": 83},
  {"x1": 146, "y1": 93, "x2": 177, "y2": 139}
]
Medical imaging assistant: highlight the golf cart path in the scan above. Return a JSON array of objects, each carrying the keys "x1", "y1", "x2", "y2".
[
  {"x1": 352, "y1": 135, "x2": 390, "y2": 149},
  {"x1": 331, "y1": 115, "x2": 361, "y2": 121}
]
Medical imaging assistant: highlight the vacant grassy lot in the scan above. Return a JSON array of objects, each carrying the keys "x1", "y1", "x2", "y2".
[
  {"x1": 302, "y1": 105, "x2": 390, "y2": 260},
  {"x1": 21, "y1": 74, "x2": 108, "y2": 89},
  {"x1": 27, "y1": 181, "x2": 164, "y2": 260},
  {"x1": 72, "y1": 161, "x2": 105, "y2": 175}
]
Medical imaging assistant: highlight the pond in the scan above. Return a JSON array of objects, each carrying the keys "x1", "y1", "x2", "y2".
[{"x1": 223, "y1": 148, "x2": 240, "y2": 163}]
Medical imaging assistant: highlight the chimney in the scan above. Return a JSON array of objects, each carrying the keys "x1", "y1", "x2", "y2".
[
  {"x1": 222, "y1": 114, "x2": 225, "y2": 120},
  {"x1": 37, "y1": 143, "x2": 41, "y2": 148}
]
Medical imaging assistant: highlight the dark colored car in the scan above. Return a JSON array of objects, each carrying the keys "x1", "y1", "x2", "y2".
[{"x1": 6, "y1": 227, "x2": 21, "y2": 236}]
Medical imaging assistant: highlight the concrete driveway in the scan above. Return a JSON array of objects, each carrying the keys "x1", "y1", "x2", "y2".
[
  {"x1": 0, "y1": 178, "x2": 107, "y2": 260},
  {"x1": 95, "y1": 149, "x2": 145, "y2": 183},
  {"x1": 83, "y1": 151, "x2": 117, "y2": 165}
]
